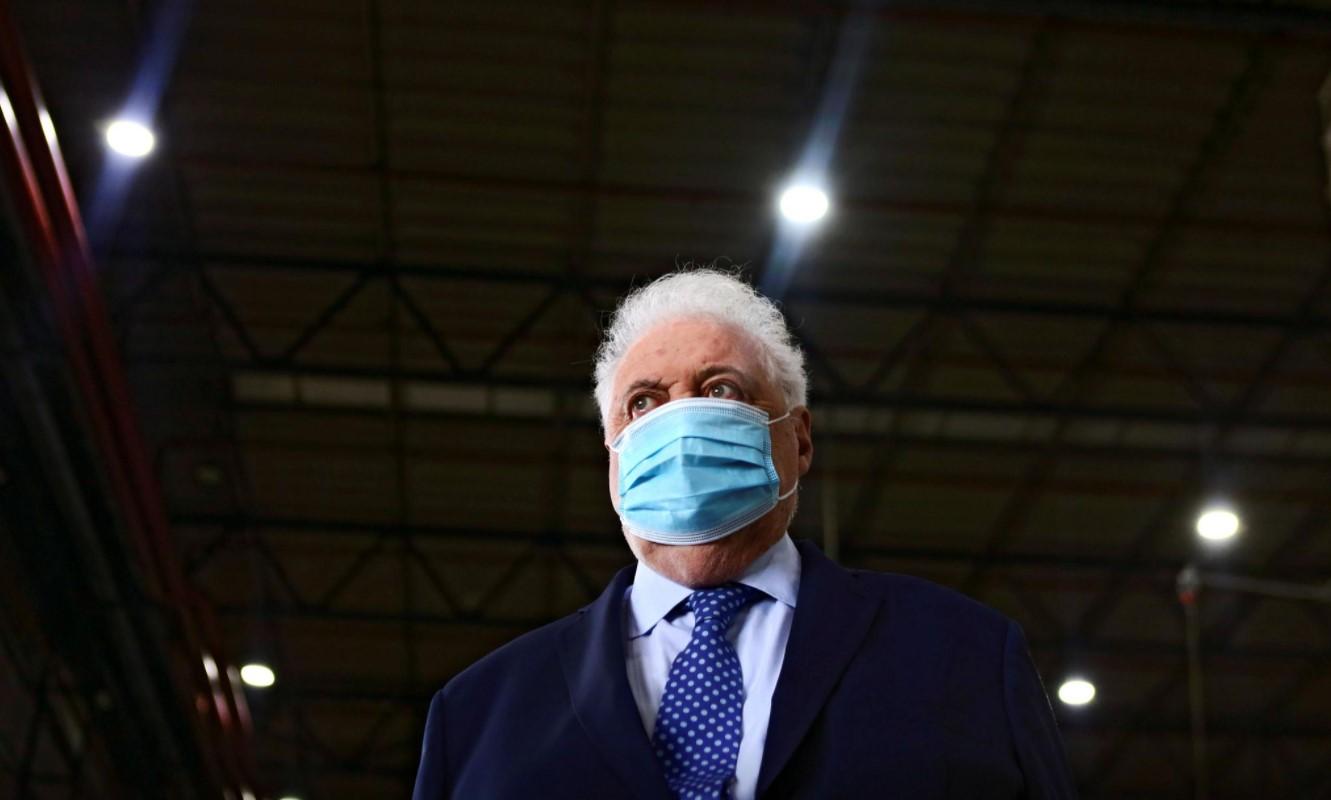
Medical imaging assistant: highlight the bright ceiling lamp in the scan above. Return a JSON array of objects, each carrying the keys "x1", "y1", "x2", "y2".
[
  {"x1": 240, "y1": 662, "x2": 276, "y2": 688},
  {"x1": 778, "y1": 184, "x2": 829, "y2": 224},
  {"x1": 1057, "y1": 677, "x2": 1096, "y2": 706},
  {"x1": 1195, "y1": 506, "x2": 1241, "y2": 542},
  {"x1": 105, "y1": 118, "x2": 155, "y2": 157}
]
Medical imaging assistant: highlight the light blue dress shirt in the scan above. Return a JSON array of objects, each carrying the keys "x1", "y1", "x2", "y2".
[{"x1": 623, "y1": 534, "x2": 801, "y2": 800}]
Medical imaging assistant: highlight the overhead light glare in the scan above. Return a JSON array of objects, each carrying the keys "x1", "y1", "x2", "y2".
[
  {"x1": 778, "y1": 184, "x2": 829, "y2": 224},
  {"x1": 1057, "y1": 677, "x2": 1096, "y2": 706},
  {"x1": 240, "y1": 662, "x2": 276, "y2": 688},
  {"x1": 105, "y1": 118, "x2": 155, "y2": 157},
  {"x1": 1196, "y1": 506, "x2": 1240, "y2": 542}
]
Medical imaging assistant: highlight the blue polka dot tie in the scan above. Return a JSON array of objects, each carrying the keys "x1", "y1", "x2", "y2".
[{"x1": 652, "y1": 583, "x2": 760, "y2": 800}]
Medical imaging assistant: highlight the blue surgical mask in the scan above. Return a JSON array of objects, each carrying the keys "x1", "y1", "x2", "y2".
[{"x1": 608, "y1": 397, "x2": 798, "y2": 545}]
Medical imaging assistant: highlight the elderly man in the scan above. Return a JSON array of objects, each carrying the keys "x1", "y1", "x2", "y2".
[{"x1": 412, "y1": 269, "x2": 1075, "y2": 799}]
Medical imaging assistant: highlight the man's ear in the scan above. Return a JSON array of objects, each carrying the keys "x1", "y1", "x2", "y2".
[{"x1": 794, "y1": 406, "x2": 813, "y2": 477}]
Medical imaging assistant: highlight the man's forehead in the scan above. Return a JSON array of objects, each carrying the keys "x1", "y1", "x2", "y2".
[{"x1": 614, "y1": 319, "x2": 763, "y2": 383}]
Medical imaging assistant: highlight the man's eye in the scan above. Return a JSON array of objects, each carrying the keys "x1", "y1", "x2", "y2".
[
  {"x1": 707, "y1": 382, "x2": 740, "y2": 400},
  {"x1": 629, "y1": 395, "x2": 659, "y2": 418}
]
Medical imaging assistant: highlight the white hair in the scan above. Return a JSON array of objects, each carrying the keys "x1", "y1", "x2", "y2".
[{"x1": 593, "y1": 268, "x2": 808, "y2": 427}]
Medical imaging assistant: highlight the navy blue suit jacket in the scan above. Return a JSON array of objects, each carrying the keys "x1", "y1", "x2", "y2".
[{"x1": 413, "y1": 540, "x2": 1076, "y2": 798}]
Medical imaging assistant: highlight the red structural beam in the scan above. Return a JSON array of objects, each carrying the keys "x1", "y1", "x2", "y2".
[{"x1": 0, "y1": 2, "x2": 257, "y2": 796}]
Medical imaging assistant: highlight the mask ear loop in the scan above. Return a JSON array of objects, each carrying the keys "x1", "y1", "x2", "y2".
[{"x1": 771, "y1": 408, "x2": 797, "y2": 501}]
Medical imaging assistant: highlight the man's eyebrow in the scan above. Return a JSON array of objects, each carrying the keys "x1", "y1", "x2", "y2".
[
  {"x1": 694, "y1": 364, "x2": 753, "y2": 387},
  {"x1": 619, "y1": 377, "x2": 664, "y2": 402}
]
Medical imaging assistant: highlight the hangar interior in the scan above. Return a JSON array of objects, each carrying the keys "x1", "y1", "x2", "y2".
[{"x1": 3, "y1": 1, "x2": 1331, "y2": 798}]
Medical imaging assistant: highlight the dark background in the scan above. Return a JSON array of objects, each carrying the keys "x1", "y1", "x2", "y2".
[{"x1": 4, "y1": 1, "x2": 1331, "y2": 798}]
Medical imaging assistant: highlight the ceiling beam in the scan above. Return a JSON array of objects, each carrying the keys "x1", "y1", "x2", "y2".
[
  {"x1": 109, "y1": 248, "x2": 1331, "y2": 333},
  {"x1": 172, "y1": 512, "x2": 1331, "y2": 584},
  {"x1": 667, "y1": 0, "x2": 1331, "y2": 39}
]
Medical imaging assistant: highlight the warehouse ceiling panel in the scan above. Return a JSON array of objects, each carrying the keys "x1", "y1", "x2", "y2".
[{"x1": 9, "y1": 0, "x2": 1331, "y2": 797}]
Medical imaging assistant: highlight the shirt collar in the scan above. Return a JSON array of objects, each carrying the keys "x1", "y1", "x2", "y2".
[{"x1": 626, "y1": 533, "x2": 801, "y2": 639}]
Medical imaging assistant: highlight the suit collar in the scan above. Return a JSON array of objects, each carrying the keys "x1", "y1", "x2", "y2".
[
  {"x1": 624, "y1": 559, "x2": 692, "y2": 639},
  {"x1": 559, "y1": 563, "x2": 673, "y2": 800},
  {"x1": 736, "y1": 532, "x2": 801, "y2": 609},
  {"x1": 756, "y1": 539, "x2": 881, "y2": 795},
  {"x1": 626, "y1": 533, "x2": 801, "y2": 638},
  {"x1": 559, "y1": 539, "x2": 878, "y2": 800}
]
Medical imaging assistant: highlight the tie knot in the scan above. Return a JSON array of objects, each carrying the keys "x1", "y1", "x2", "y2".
[{"x1": 686, "y1": 583, "x2": 759, "y2": 627}]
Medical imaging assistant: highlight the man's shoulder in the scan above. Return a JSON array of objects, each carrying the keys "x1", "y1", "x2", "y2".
[
  {"x1": 844, "y1": 566, "x2": 1014, "y2": 641},
  {"x1": 435, "y1": 603, "x2": 589, "y2": 701}
]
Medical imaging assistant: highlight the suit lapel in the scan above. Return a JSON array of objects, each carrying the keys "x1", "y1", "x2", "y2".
[
  {"x1": 756, "y1": 540, "x2": 881, "y2": 796},
  {"x1": 559, "y1": 565, "x2": 673, "y2": 800}
]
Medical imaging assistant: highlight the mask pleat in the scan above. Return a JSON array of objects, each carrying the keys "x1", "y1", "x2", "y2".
[{"x1": 613, "y1": 398, "x2": 786, "y2": 544}]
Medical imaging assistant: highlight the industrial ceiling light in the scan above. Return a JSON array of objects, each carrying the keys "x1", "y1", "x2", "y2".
[
  {"x1": 1057, "y1": 677, "x2": 1096, "y2": 706},
  {"x1": 239, "y1": 662, "x2": 276, "y2": 688},
  {"x1": 1195, "y1": 506, "x2": 1240, "y2": 542},
  {"x1": 104, "y1": 118, "x2": 155, "y2": 157},
  {"x1": 778, "y1": 184, "x2": 829, "y2": 224}
]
